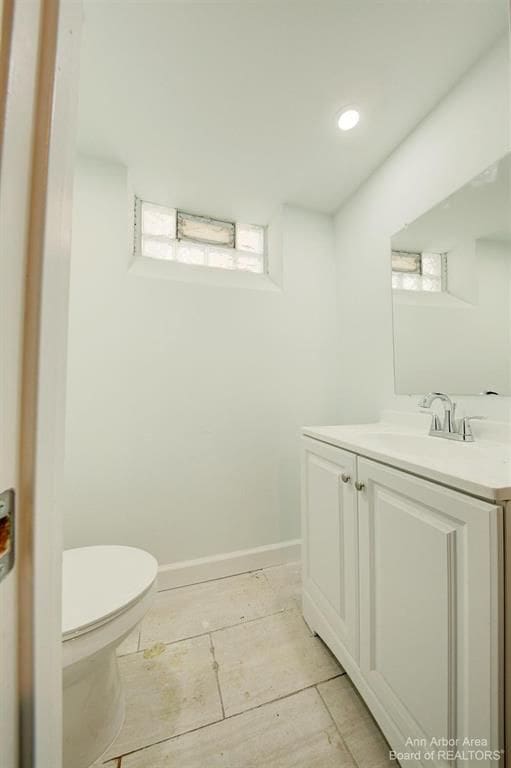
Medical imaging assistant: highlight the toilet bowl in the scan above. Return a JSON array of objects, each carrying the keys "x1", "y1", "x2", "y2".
[{"x1": 62, "y1": 545, "x2": 157, "y2": 768}]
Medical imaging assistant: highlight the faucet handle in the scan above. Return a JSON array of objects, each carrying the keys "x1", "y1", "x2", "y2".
[
  {"x1": 462, "y1": 415, "x2": 486, "y2": 425},
  {"x1": 459, "y1": 415, "x2": 486, "y2": 440},
  {"x1": 420, "y1": 408, "x2": 442, "y2": 433},
  {"x1": 431, "y1": 413, "x2": 442, "y2": 431}
]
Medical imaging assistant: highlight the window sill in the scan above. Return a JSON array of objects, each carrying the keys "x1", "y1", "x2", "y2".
[
  {"x1": 393, "y1": 289, "x2": 474, "y2": 308},
  {"x1": 129, "y1": 255, "x2": 282, "y2": 292}
]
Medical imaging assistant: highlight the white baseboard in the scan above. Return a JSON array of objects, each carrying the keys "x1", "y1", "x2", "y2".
[{"x1": 157, "y1": 539, "x2": 301, "y2": 591}]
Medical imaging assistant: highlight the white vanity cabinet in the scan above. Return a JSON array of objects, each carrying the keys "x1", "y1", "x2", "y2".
[
  {"x1": 302, "y1": 435, "x2": 503, "y2": 768},
  {"x1": 301, "y1": 438, "x2": 359, "y2": 664}
]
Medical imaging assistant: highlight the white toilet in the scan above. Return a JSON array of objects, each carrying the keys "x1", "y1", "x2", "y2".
[{"x1": 62, "y1": 545, "x2": 158, "y2": 768}]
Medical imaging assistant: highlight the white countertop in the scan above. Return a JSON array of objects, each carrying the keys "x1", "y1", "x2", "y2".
[{"x1": 302, "y1": 412, "x2": 511, "y2": 502}]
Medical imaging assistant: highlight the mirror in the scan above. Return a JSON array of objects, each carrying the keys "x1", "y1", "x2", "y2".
[{"x1": 391, "y1": 153, "x2": 511, "y2": 395}]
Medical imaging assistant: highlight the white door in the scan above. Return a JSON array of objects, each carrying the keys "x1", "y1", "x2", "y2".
[
  {"x1": 357, "y1": 457, "x2": 502, "y2": 768},
  {"x1": 301, "y1": 437, "x2": 359, "y2": 661},
  {"x1": 0, "y1": 3, "x2": 44, "y2": 765},
  {"x1": 0, "y1": 2, "x2": 81, "y2": 766}
]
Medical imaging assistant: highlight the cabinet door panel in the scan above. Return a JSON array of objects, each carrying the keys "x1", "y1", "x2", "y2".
[
  {"x1": 368, "y1": 487, "x2": 453, "y2": 742},
  {"x1": 302, "y1": 438, "x2": 358, "y2": 660},
  {"x1": 306, "y1": 453, "x2": 344, "y2": 613},
  {"x1": 358, "y1": 457, "x2": 502, "y2": 767}
]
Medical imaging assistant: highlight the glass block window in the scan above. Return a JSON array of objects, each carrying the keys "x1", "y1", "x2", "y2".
[
  {"x1": 142, "y1": 202, "x2": 176, "y2": 238},
  {"x1": 136, "y1": 198, "x2": 265, "y2": 275},
  {"x1": 392, "y1": 250, "x2": 446, "y2": 292},
  {"x1": 177, "y1": 212, "x2": 235, "y2": 247}
]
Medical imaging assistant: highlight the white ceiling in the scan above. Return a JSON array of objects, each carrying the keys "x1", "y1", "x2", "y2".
[{"x1": 77, "y1": 0, "x2": 508, "y2": 224}]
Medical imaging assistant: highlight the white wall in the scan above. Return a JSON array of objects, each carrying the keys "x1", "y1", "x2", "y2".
[
  {"x1": 63, "y1": 157, "x2": 341, "y2": 563},
  {"x1": 334, "y1": 38, "x2": 511, "y2": 422},
  {"x1": 65, "y1": 36, "x2": 510, "y2": 565}
]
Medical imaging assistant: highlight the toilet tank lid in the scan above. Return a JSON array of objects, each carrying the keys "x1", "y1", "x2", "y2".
[{"x1": 62, "y1": 545, "x2": 158, "y2": 637}]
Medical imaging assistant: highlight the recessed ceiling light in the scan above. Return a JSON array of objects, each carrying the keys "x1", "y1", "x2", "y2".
[{"x1": 337, "y1": 108, "x2": 360, "y2": 131}]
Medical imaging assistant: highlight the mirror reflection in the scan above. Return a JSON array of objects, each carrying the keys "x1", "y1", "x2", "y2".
[{"x1": 391, "y1": 153, "x2": 511, "y2": 395}]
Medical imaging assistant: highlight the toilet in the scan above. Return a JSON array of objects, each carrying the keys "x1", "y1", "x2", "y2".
[{"x1": 62, "y1": 545, "x2": 158, "y2": 768}]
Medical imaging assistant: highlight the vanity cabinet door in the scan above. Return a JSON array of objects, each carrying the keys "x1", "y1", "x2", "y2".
[
  {"x1": 357, "y1": 457, "x2": 502, "y2": 767},
  {"x1": 301, "y1": 437, "x2": 358, "y2": 661}
]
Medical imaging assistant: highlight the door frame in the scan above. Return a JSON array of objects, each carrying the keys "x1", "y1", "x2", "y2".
[
  {"x1": 10, "y1": 0, "x2": 82, "y2": 765},
  {"x1": 29, "y1": 3, "x2": 82, "y2": 764}
]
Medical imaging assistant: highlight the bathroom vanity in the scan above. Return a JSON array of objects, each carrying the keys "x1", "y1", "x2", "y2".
[{"x1": 301, "y1": 414, "x2": 511, "y2": 768}]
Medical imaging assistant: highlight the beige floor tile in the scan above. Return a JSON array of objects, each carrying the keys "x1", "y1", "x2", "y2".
[
  {"x1": 139, "y1": 571, "x2": 280, "y2": 648},
  {"x1": 264, "y1": 562, "x2": 302, "y2": 611},
  {"x1": 117, "y1": 628, "x2": 140, "y2": 656},
  {"x1": 120, "y1": 688, "x2": 356, "y2": 768},
  {"x1": 318, "y1": 676, "x2": 396, "y2": 768},
  {"x1": 212, "y1": 609, "x2": 343, "y2": 716},
  {"x1": 103, "y1": 635, "x2": 222, "y2": 760}
]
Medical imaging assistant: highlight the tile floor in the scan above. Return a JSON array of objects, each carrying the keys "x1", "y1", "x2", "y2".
[{"x1": 94, "y1": 563, "x2": 395, "y2": 767}]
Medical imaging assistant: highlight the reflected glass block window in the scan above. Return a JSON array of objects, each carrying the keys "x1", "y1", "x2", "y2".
[
  {"x1": 235, "y1": 223, "x2": 265, "y2": 255},
  {"x1": 237, "y1": 253, "x2": 263, "y2": 273},
  {"x1": 141, "y1": 236, "x2": 174, "y2": 261},
  {"x1": 208, "y1": 249, "x2": 235, "y2": 270},
  {"x1": 392, "y1": 250, "x2": 446, "y2": 292},
  {"x1": 391, "y1": 252, "x2": 421, "y2": 274},
  {"x1": 137, "y1": 198, "x2": 265, "y2": 275}
]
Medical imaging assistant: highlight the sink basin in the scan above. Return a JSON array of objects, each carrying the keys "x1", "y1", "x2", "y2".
[
  {"x1": 360, "y1": 431, "x2": 464, "y2": 456},
  {"x1": 302, "y1": 421, "x2": 511, "y2": 501}
]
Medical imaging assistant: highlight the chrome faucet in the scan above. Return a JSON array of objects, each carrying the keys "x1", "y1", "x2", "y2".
[{"x1": 418, "y1": 392, "x2": 482, "y2": 442}]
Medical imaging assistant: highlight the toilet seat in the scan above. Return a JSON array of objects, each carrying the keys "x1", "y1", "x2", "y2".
[
  {"x1": 62, "y1": 545, "x2": 157, "y2": 767},
  {"x1": 62, "y1": 545, "x2": 158, "y2": 641}
]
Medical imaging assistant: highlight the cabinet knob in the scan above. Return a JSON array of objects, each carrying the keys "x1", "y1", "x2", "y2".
[
  {"x1": 341, "y1": 473, "x2": 351, "y2": 484},
  {"x1": 354, "y1": 481, "x2": 365, "y2": 492}
]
